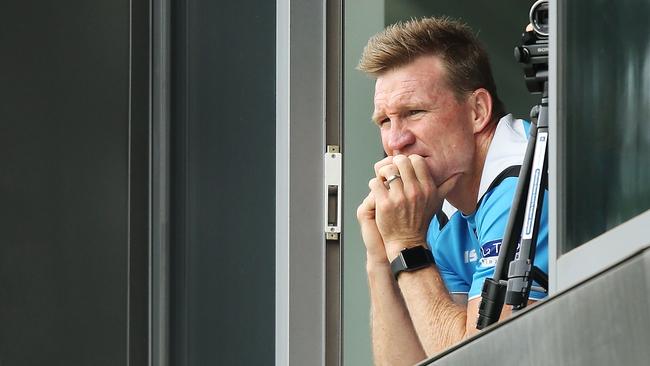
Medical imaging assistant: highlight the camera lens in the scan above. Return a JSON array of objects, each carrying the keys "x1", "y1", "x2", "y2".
[{"x1": 529, "y1": 0, "x2": 549, "y2": 37}]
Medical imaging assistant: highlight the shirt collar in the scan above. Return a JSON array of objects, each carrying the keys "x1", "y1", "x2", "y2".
[{"x1": 476, "y1": 114, "x2": 529, "y2": 202}]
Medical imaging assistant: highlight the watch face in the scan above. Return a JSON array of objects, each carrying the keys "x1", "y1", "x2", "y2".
[{"x1": 402, "y1": 246, "x2": 430, "y2": 268}]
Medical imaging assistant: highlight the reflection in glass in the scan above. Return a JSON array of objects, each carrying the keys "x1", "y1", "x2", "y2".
[{"x1": 561, "y1": 0, "x2": 650, "y2": 253}]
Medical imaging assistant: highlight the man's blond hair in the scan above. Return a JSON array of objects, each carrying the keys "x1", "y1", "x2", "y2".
[{"x1": 358, "y1": 16, "x2": 506, "y2": 121}]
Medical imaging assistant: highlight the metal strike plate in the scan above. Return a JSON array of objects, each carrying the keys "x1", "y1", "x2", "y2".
[{"x1": 325, "y1": 145, "x2": 342, "y2": 240}]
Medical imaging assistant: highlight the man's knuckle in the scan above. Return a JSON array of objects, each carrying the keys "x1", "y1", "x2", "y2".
[
  {"x1": 374, "y1": 159, "x2": 388, "y2": 173},
  {"x1": 405, "y1": 190, "x2": 419, "y2": 202},
  {"x1": 379, "y1": 199, "x2": 394, "y2": 211}
]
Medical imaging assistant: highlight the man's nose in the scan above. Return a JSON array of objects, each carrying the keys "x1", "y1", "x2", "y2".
[{"x1": 386, "y1": 123, "x2": 415, "y2": 153}]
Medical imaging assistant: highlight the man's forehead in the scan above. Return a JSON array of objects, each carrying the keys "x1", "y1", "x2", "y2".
[
  {"x1": 375, "y1": 77, "x2": 420, "y2": 95},
  {"x1": 375, "y1": 66, "x2": 445, "y2": 99},
  {"x1": 371, "y1": 80, "x2": 431, "y2": 121},
  {"x1": 373, "y1": 73, "x2": 439, "y2": 106},
  {"x1": 377, "y1": 55, "x2": 445, "y2": 82}
]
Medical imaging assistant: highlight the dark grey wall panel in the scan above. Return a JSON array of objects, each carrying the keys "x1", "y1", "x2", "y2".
[
  {"x1": 0, "y1": 1, "x2": 150, "y2": 365},
  {"x1": 421, "y1": 247, "x2": 650, "y2": 366},
  {"x1": 171, "y1": 0, "x2": 276, "y2": 365}
]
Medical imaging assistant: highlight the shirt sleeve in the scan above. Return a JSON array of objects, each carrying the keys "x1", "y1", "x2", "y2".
[{"x1": 468, "y1": 178, "x2": 549, "y2": 300}]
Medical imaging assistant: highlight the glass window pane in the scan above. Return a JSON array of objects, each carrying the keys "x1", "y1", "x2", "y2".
[
  {"x1": 560, "y1": 0, "x2": 650, "y2": 253},
  {"x1": 171, "y1": 0, "x2": 276, "y2": 364}
]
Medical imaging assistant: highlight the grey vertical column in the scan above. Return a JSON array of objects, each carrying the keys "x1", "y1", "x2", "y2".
[
  {"x1": 129, "y1": 0, "x2": 152, "y2": 364},
  {"x1": 548, "y1": 0, "x2": 560, "y2": 295},
  {"x1": 342, "y1": 1, "x2": 385, "y2": 366},
  {"x1": 152, "y1": 0, "x2": 171, "y2": 364},
  {"x1": 276, "y1": 0, "x2": 326, "y2": 365},
  {"x1": 326, "y1": 0, "x2": 343, "y2": 365}
]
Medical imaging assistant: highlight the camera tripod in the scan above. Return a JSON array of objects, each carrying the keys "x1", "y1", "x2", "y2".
[{"x1": 476, "y1": 17, "x2": 550, "y2": 329}]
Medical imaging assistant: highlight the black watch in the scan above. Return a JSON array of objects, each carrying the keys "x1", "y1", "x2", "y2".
[{"x1": 390, "y1": 246, "x2": 435, "y2": 280}]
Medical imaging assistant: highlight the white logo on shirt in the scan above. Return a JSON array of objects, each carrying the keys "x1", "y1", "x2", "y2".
[
  {"x1": 479, "y1": 239, "x2": 502, "y2": 268},
  {"x1": 464, "y1": 249, "x2": 478, "y2": 263}
]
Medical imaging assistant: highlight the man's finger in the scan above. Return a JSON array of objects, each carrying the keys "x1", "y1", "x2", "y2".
[
  {"x1": 374, "y1": 156, "x2": 394, "y2": 177},
  {"x1": 377, "y1": 163, "x2": 400, "y2": 181},
  {"x1": 357, "y1": 193, "x2": 376, "y2": 221},
  {"x1": 377, "y1": 163, "x2": 398, "y2": 178},
  {"x1": 407, "y1": 154, "x2": 434, "y2": 187},
  {"x1": 362, "y1": 192, "x2": 375, "y2": 210},
  {"x1": 356, "y1": 192, "x2": 388, "y2": 264},
  {"x1": 392, "y1": 154, "x2": 419, "y2": 194},
  {"x1": 368, "y1": 177, "x2": 390, "y2": 200},
  {"x1": 377, "y1": 164, "x2": 404, "y2": 193}
]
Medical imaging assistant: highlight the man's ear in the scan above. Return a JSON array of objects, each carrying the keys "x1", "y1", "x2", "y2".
[{"x1": 470, "y1": 88, "x2": 493, "y2": 134}]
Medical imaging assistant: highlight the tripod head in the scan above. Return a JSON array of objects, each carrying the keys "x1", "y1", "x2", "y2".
[{"x1": 514, "y1": 0, "x2": 548, "y2": 95}]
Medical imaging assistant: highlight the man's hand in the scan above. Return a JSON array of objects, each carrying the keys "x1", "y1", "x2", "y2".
[
  {"x1": 357, "y1": 155, "x2": 480, "y2": 362},
  {"x1": 356, "y1": 191, "x2": 390, "y2": 267},
  {"x1": 370, "y1": 154, "x2": 455, "y2": 260}
]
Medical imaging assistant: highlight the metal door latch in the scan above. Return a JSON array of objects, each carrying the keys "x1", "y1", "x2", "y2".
[{"x1": 324, "y1": 145, "x2": 341, "y2": 240}]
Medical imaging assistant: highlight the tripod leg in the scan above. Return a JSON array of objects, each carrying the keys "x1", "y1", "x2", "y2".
[
  {"x1": 506, "y1": 91, "x2": 549, "y2": 310},
  {"x1": 476, "y1": 119, "x2": 538, "y2": 330}
]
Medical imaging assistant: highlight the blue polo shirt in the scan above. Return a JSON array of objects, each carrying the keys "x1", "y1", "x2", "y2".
[
  {"x1": 426, "y1": 115, "x2": 548, "y2": 301},
  {"x1": 427, "y1": 178, "x2": 548, "y2": 300}
]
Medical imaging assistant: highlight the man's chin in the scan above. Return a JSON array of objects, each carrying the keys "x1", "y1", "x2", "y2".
[
  {"x1": 421, "y1": 158, "x2": 461, "y2": 187},
  {"x1": 437, "y1": 173, "x2": 462, "y2": 188}
]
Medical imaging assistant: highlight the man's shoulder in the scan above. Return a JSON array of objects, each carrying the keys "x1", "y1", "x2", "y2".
[{"x1": 479, "y1": 175, "x2": 519, "y2": 209}]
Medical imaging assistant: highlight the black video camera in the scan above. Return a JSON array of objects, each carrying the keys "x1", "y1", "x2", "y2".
[{"x1": 514, "y1": 0, "x2": 548, "y2": 94}]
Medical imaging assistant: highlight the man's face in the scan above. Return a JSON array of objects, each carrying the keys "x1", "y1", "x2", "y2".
[{"x1": 372, "y1": 55, "x2": 476, "y2": 187}]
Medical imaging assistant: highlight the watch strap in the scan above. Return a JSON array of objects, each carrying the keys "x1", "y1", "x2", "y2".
[{"x1": 390, "y1": 246, "x2": 435, "y2": 280}]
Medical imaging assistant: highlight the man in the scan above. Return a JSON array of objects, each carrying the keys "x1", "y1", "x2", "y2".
[{"x1": 356, "y1": 17, "x2": 548, "y2": 365}]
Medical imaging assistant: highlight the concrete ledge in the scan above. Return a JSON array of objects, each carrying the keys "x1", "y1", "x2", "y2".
[{"x1": 419, "y1": 247, "x2": 650, "y2": 366}]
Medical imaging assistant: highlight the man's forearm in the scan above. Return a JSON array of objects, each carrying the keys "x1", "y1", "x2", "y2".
[
  {"x1": 397, "y1": 266, "x2": 468, "y2": 355},
  {"x1": 367, "y1": 263, "x2": 427, "y2": 366}
]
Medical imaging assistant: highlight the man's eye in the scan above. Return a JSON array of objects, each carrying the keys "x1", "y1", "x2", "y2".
[
  {"x1": 377, "y1": 117, "x2": 390, "y2": 126},
  {"x1": 409, "y1": 110, "x2": 424, "y2": 116}
]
